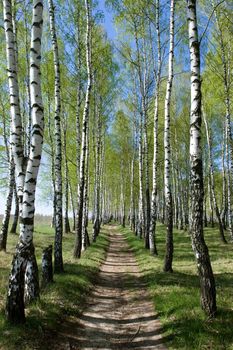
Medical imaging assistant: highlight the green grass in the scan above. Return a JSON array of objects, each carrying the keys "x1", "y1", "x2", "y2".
[
  {"x1": 121, "y1": 224, "x2": 233, "y2": 350},
  {"x1": 0, "y1": 223, "x2": 109, "y2": 350}
]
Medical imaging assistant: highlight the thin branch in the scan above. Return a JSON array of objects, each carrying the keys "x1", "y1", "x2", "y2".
[{"x1": 199, "y1": 0, "x2": 225, "y2": 44}]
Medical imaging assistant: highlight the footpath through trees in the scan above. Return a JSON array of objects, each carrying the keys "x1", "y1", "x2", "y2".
[{"x1": 48, "y1": 226, "x2": 167, "y2": 350}]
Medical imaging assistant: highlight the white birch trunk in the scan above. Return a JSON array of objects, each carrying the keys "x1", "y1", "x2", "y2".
[
  {"x1": 74, "y1": 0, "x2": 92, "y2": 258},
  {"x1": 187, "y1": 0, "x2": 216, "y2": 317},
  {"x1": 5, "y1": 0, "x2": 44, "y2": 323},
  {"x1": 69, "y1": 180, "x2": 76, "y2": 231},
  {"x1": 82, "y1": 122, "x2": 90, "y2": 251},
  {"x1": 93, "y1": 105, "x2": 101, "y2": 241},
  {"x1": 138, "y1": 111, "x2": 145, "y2": 238},
  {"x1": 0, "y1": 156, "x2": 15, "y2": 251},
  {"x1": 149, "y1": 0, "x2": 161, "y2": 255},
  {"x1": 163, "y1": 0, "x2": 175, "y2": 273},
  {"x1": 3, "y1": 0, "x2": 24, "y2": 204},
  {"x1": 130, "y1": 151, "x2": 135, "y2": 232},
  {"x1": 10, "y1": 183, "x2": 19, "y2": 234},
  {"x1": 0, "y1": 103, "x2": 15, "y2": 248},
  {"x1": 220, "y1": 121, "x2": 227, "y2": 229},
  {"x1": 76, "y1": 11, "x2": 82, "y2": 187},
  {"x1": 48, "y1": 0, "x2": 64, "y2": 272},
  {"x1": 63, "y1": 115, "x2": 71, "y2": 234}
]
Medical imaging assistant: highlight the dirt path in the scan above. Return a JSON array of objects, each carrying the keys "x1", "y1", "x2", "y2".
[{"x1": 52, "y1": 227, "x2": 167, "y2": 350}]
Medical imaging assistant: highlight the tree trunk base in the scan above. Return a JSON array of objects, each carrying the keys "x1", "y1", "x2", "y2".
[
  {"x1": 6, "y1": 242, "x2": 38, "y2": 324},
  {"x1": 41, "y1": 245, "x2": 53, "y2": 288}
]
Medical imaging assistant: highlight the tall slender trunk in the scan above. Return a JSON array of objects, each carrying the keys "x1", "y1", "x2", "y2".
[
  {"x1": 174, "y1": 133, "x2": 183, "y2": 230},
  {"x1": 46, "y1": 72, "x2": 56, "y2": 229},
  {"x1": 5, "y1": 0, "x2": 44, "y2": 323},
  {"x1": 3, "y1": 1, "x2": 24, "y2": 206},
  {"x1": 130, "y1": 149, "x2": 135, "y2": 232},
  {"x1": 93, "y1": 105, "x2": 101, "y2": 241},
  {"x1": 142, "y1": 32, "x2": 150, "y2": 248},
  {"x1": 221, "y1": 121, "x2": 227, "y2": 229},
  {"x1": 63, "y1": 115, "x2": 71, "y2": 234},
  {"x1": 149, "y1": 0, "x2": 161, "y2": 255},
  {"x1": 0, "y1": 101, "x2": 15, "y2": 245},
  {"x1": 69, "y1": 180, "x2": 76, "y2": 231},
  {"x1": 74, "y1": 0, "x2": 92, "y2": 258},
  {"x1": 134, "y1": 25, "x2": 146, "y2": 240},
  {"x1": 48, "y1": 0, "x2": 63, "y2": 273},
  {"x1": 0, "y1": 97, "x2": 19, "y2": 235},
  {"x1": 82, "y1": 120, "x2": 90, "y2": 251},
  {"x1": 172, "y1": 154, "x2": 178, "y2": 229},
  {"x1": 0, "y1": 158, "x2": 15, "y2": 251},
  {"x1": 76, "y1": 11, "x2": 82, "y2": 189},
  {"x1": 10, "y1": 183, "x2": 19, "y2": 234},
  {"x1": 138, "y1": 111, "x2": 145, "y2": 238},
  {"x1": 22, "y1": 1, "x2": 32, "y2": 157},
  {"x1": 187, "y1": 0, "x2": 216, "y2": 317},
  {"x1": 226, "y1": 127, "x2": 233, "y2": 237},
  {"x1": 208, "y1": 174, "x2": 214, "y2": 227},
  {"x1": 100, "y1": 136, "x2": 105, "y2": 224},
  {"x1": 120, "y1": 161, "x2": 125, "y2": 228},
  {"x1": 203, "y1": 112, "x2": 227, "y2": 243},
  {"x1": 144, "y1": 115, "x2": 150, "y2": 247},
  {"x1": 163, "y1": 0, "x2": 175, "y2": 273},
  {"x1": 212, "y1": 1, "x2": 233, "y2": 239}
]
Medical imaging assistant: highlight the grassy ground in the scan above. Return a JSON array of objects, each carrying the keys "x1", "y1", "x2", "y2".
[
  {"x1": 122, "y1": 224, "x2": 233, "y2": 350},
  {"x1": 0, "y1": 222, "x2": 109, "y2": 350}
]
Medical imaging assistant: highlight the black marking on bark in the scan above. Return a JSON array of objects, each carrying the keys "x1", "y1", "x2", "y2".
[{"x1": 20, "y1": 217, "x2": 34, "y2": 225}]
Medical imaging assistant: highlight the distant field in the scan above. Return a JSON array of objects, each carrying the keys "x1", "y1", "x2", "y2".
[{"x1": 0, "y1": 214, "x2": 54, "y2": 226}]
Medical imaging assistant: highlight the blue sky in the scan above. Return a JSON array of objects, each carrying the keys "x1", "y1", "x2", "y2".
[{"x1": 98, "y1": 0, "x2": 117, "y2": 41}]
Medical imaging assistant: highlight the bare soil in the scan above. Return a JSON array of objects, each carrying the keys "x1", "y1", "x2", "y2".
[{"x1": 50, "y1": 227, "x2": 167, "y2": 350}]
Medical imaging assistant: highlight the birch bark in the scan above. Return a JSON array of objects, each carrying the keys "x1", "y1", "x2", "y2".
[
  {"x1": 10, "y1": 184, "x2": 19, "y2": 234},
  {"x1": 4, "y1": 0, "x2": 44, "y2": 323},
  {"x1": 187, "y1": 0, "x2": 216, "y2": 317},
  {"x1": 48, "y1": 0, "x2": 64, "y2": 272},
  {"x1": 149, "y1": 0, "x2": 161, "y2": 255},
  {"x1": 0, "y1": 103, "x2": 15, "y2": 249},
  {"x1": 163, "y1": 0, "x2": 175, "y2": 273},
  {"x1": 74, "y1": 0, "x2": 92, "y2": 258},
  {"x1": 93, "y1": 105, "x2": 101, "y2": 241}
]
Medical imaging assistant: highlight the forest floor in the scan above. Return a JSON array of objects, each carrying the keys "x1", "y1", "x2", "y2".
[
  {"x1": 0, "y1": 221, "x2": 109, "y2": 350},
  {"x1": 47, "y1": 226, "x2": 167, "y2": 350},
  {"x1": 1, "y1": 222, "x2": 233, "y2": 349}
]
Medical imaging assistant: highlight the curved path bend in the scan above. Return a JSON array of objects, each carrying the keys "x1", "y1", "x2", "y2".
[{"x1": 53, "y1": 227, "x2": 167, "y2": 350}]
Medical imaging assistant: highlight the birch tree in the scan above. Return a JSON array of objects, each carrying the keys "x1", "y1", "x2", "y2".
[
  {"x1": 48, "y1": 0, "x2": 64, "y2": 273},
  {"x1": 63, "y1": 113, "x2": 71, "y2": 234},
  {"x1": 163, "y1": 0, "x2": 175, "y2": 273},
  {"x1": 4, "y1": 0, "x2": 44, "y2": 323},
  {"x1": 0, "y1": 103, "x2": 15, "y2": 250},
  {"x1": 212, "y1": 1, "x2": 233, "y2": 240},
  {"x1": 74, "y1": 0, "x2": 92, "y2": 258},
  {"x1": 0, "y1": 159, "x2": 15, "y2": 250},
  {"x1": 149, "y1": 0, "x2": 161, "y2": 256},
  {"x1": 10, "y1": 185, "x2": 19, "y2": 234},
  {"x1": 93, "y1": 103, "x2": 101, "y2": 241},
  {"x1": 203, "y1": 111, "x2": 227, "y2": 243},
  {"x1": 187, "y1": 0, "x2": 216, "y2": 317}
]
